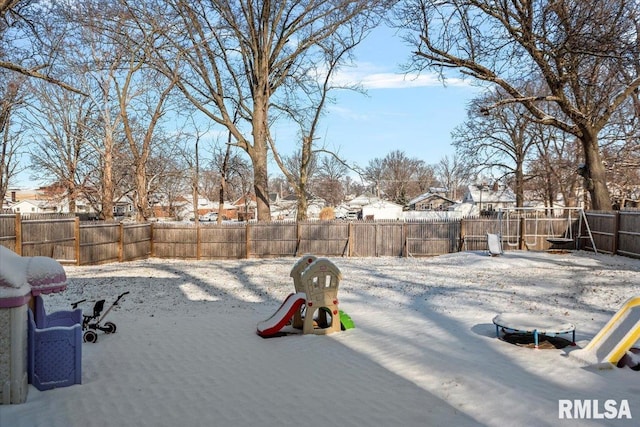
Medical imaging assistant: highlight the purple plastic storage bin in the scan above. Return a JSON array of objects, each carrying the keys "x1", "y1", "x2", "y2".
[{"x1": 27, "y1": 309, "x2": 82, "y2": 391}]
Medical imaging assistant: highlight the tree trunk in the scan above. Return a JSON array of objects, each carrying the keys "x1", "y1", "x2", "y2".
[
  {"x1": 102, "y1": 134, "x2": 114, "y2": 221},
  {"x1": 217, "y1": 175, "x2": 226, "y2": 224},
  {"x1": 296, "y1": 136, "x2": 312, "y2": 221},
  {"x1": 514, "y1": 161, "x2": 524, "y2": 208},
  {"x1": 67, "y1": 181, "x2": 77, "y2": 214},
  {"x1": 134, "y1": 161, "x2": 150, "y2": 221},
  {"x1": 252, "y1": 152, "x2": 270, "y2": 221},
  {"x1": 580, "y1": 131, "x2": 612, "y2": 211},
  {"x1": 251, "y1": 92, "x2": 271, "y2": 222}
]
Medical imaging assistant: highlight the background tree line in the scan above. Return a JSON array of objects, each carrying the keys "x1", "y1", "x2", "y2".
[{"x1": 1, "y1": 1, "x2": 639, "y2": 222}]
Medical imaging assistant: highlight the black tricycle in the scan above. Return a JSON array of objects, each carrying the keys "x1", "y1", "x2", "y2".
[{"x1": 72, "y1": 291, "x2": 130, "y2": 343}]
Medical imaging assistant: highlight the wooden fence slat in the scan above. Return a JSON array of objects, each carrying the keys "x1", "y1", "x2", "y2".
[{"x1": 1, "y1": 210, "x2": 639, "y2": 262}]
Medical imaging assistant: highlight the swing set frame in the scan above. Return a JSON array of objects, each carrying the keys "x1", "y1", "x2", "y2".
[{"x1": 498, "y1": 207, "x2": 597, "y2": 254}]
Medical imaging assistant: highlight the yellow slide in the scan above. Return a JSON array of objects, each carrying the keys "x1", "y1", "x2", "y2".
[{"x1": 572, "y1": 296, "x2": 640, "y2": 367}]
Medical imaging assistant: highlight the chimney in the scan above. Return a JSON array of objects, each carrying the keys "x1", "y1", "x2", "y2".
[{"x1": 11, "y1": 191, "x2": 16, "y2": 202}]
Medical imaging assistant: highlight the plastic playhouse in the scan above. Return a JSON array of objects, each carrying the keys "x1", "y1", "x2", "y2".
[
  {"x1": 257, "y1": 255, "x2": 354, "y2": 338},
  {"x1": 0, "y1": 246, "x2": 81, "y2": 404}
]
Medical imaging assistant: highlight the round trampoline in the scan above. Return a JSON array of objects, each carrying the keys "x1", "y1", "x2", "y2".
[{"x1": 493, "y1": 313, "x2": 576, "y2": 349}]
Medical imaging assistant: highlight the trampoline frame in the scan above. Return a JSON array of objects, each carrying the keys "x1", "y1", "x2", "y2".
[{"x1": 493, "y1": 314, "x2": 576, "y2": 349}]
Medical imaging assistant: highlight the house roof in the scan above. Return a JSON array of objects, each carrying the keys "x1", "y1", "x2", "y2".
[
  {"x1": 466, "y1": 184, "x2": 516, "y2": 203},
  {"x1": 362, "y1": 200, "x2": 403, "y2": 210},
  {"x1": 347, "y1": 193, "x2": 379, "y2": 208},
  {"x1": 408, "y1": 192, "x2": 455, "y2": 206},
  {"x1": 233, "y1": 193, "x2": 257, "y2": 207}
]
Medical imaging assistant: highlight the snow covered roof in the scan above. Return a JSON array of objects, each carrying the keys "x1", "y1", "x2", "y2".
[
  {"x1": 465, "y1": 184, "x2": 516, "y2": 204},
  {"x1": 408, "y1": 192, "x2": 455, "y2": 206},
  {"x1": 0, "y1": 246, "x2": 68, "y2": 307},
  {"x1": 362, "y1": 200, "x2": 403, "y2": 210},
  {"x1": 347, "y1": 193, "x2": 379, "y2": 208}
]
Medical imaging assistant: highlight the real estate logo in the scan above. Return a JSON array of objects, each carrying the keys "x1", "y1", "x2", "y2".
[{"x1": 559, "y1": 399, "x2": 632, "y2": 420}]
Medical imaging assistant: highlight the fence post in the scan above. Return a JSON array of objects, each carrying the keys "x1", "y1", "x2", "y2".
[
  {"x1": 348, "y1": 222, "x2": 353, "y2": 257},
  {"x1": 519, "y1": 216, "x2": 526, "y2": 250},
  {"x1": 613, "y1": 210, "x2": 620, "y2": 255},
  {"x1": 402, "y1": 222, "x2": 407, "y2": 257},
  {"x1": 196, "y1": 223, "x2": 201, "y2": 260},
  {"x1": 245, "y1": 222, "x2": 251, "y2": 259},
  {"x1": 459, "y1": 218, "x2": 466, "y2": 252},
  {"x1": 14, "y1": 213, "x2": 22, "y2": 255},
  {"x1": 373, "y1": 222, "x2": 380, "y2": 256},
  {"x1": 149, "y1": 222, "x2": 155, "y2": 257},
  {"x1": 118, "y1": 222, "x2": 124, "y2": 262},
  {"x1": 74, "y1": 217, "x2": 80, "y2": 266}
]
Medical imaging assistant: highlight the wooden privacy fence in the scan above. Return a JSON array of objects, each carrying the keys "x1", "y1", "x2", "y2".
[
  {"x1": 584, "y1": 210, "x2": 640, "y2": 257},
  {"x1": 151, "y1": 220, "x2": 461, "y2": 259},
  {"x1": 1, "y1": 210, "x2": 639, "y2": 264},
  {"x1": 0, "y1": 214, "x2": 151, "y2": 265}
]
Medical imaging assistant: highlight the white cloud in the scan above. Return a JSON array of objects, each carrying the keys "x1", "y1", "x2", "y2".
[
  {"x1": 332, "y1": 62, "x2": 470, "y2": 90},
  {"x1": 326, "y1": 105, "x2": 370, "y2": 121}
]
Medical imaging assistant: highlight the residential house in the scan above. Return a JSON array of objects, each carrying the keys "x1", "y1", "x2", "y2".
[
  {"x1": 345, "y1": 193, "x2": 379, "y2": 219},
  {"x1": 270, "y1": 193, "x2": 296, "y2": 220},
  {"x1": 270, "y1": 193, "x2": 327, "y2": 220},
  {"x1": 113, "y1": 195, "x2": 135, "y2": 217},
  {"x1": 176, "y1": 196, "x2": 238, "y2": 221},
  {"x1": 10, "y1": 199, "x2": 56, "y2": 215},
  {"x1": 7, "y1": 185, "x2": 101, "y2": 217},
  {"x1": 361, "y1": 200, "x2": 403, "y2": 220},
  {"x1": 462, "y1": 183, "x2": 516, "y2": 215},
  {"x1": 407, "y1": 188, "x2": 456, "y2": 211},
  {"x1": 233, "y1": 193, "x2": 257, "y2": 221}
]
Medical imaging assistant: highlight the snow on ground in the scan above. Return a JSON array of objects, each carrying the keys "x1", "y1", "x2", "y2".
[{"x1": 2, "y1": 250, "x2": 640, "y2": 426}]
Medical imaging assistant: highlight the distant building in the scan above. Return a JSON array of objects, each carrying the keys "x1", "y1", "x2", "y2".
[
  {"x1": 361, "y1": 200, "x2": 403, "y2": 220},
  {"x1": 10, "y1": 199, "x2": 53, "y2": 214},
  {"x1": 407, "y1": 188, "x2": 455, "y2": 211},
  {"x1": 233, "y1": 193, "x2": 257, "y2": 221},
  {"x1": 462, "y1": 183, "x2": 516, "y2": 215},
  {"x1": 345, "y1": 193, "x2": 379, "y2": 219},
  {"x1": 270, "y1": 193, "x2": 327, "y2": 220}
]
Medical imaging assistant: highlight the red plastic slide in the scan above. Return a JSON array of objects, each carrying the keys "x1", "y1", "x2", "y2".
[{"x1": 256, "y1": 292, "x2": 306, "y2": 337}]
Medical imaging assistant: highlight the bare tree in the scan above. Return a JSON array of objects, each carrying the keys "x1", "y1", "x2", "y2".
[
  {"x1": 269, "y1": 24, "x2": 372, "y2": 220},
  {"x1": 453, "y1": 89, "x2": 539, "y2": 207},
  {"x1": 314, "y1": 155, "x2": 348, "y2": 207},
  {"x1": 129, "y1": 0, "x2": 390, "y2": 221},
  {"x1": 381, "y1": 150, "x2": 430, "y2": 205},
  {"x1": 599, "y1": 96, "x2": 640, "y2": 208},
  {"x1": 57, "y1": 0, "x2": 130, "y2": 221},
  {"x1": 0, "y1": 1, "x2": 84, "y2": 94},
  {"x1": 526, "y1": 127, "x2": 582, "y2": 208},
  {"x1": 278, "y1": 148, "x2": 319, "y2": 219},
  {"x1": 208, "y1": 136, "x2": 252, "y2": 223},
  {"x1": 115, "y1": 45, "x2": 178, "y2": 220},
  {"x1": 396, "y1": 0, "x2": 640, "y2": 210},
  {"x1": 434, "y1": 155, "x2": 468, "y2": 201},
  {"x1": 363, "y1": 157, "x2": 386, "y2": 198},
  {"x1": 341, "y1": 174, "x2": 366, "y2": 198},
  {"x1": 0, "y1": 72, "x2": 26, "y2": 201},
  {"x1": 27, "y1": 79, "x2": 96, "y2": 213},
  {"x1": 363, "y1": 150, "x2": 433, "y2": 205}
]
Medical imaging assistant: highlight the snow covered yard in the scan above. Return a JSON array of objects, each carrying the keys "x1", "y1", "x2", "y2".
[{"x1": 2, "y1": 250, "x2": 640, "y2": 426}]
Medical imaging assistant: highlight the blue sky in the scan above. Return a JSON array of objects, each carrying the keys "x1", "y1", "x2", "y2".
[
  {"x1": 289, "y1": 24, "x2": 484, "y2": 172},
  {"x1": 14, "y1": 25, "x2": 483, "y2": 189}
]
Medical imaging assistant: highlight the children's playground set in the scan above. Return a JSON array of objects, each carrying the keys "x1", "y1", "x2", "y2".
[
  {"x1": 493, "y1": 296, "x2": 640, "y2": 369},
  {"x1": 257, "y1": 255, "x2": 354, "y2": 338},
  {"x1": 485, "y1": 208, "x2": 640, "y2": 368},
  {"x1": 2, "y1": 244, "x2": 639, "y2": 407},
  {"x1": 486, "y1": 207, "x2": 597, "y2": 256}
]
